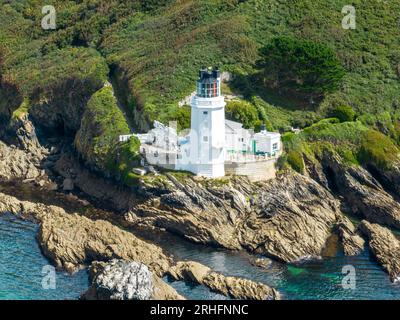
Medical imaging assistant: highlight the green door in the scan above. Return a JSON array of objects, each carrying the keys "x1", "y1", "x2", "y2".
[{"x1": 252, "y1": 140, "x2": 256, "y2": 153}]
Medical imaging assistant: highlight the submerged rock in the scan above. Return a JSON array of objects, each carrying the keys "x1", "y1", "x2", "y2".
[
  {"x1": 250, "y1": 257, "x2": 273, "y2": 269},
  {"x1": 359, "y1": 220, "x2": 400, "y2": 283},
  {"x1": 167, "y1": 261, "x2": 280, "y2": 300}
]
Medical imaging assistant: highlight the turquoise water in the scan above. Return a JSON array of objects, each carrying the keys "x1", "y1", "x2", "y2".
[
  {"x1": 0, "y1": 213, "x2": 89, "y2": 300},
  {"x1": 1, "y1": 211, "x2": 400, "y2": 300},
  {"x1": 159, "y1": 234, "x2": 400, "y2": 300}
]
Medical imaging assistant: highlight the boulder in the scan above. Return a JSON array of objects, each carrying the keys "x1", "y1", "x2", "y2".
[
  {"x1": 85, "y1": 260, "x2": 154, "y2": 300},
  {"x1": 167, "y1": 261, "x2": 280, "y2": 300},
  {"x1": 359, "y1": 220, "x2": 400, "y2": 282},
  {"x1": 83, "y1": 260, "x2": 184, "y2": 300}
]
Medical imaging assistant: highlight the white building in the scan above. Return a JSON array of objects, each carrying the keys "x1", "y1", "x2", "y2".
[
  {"x1": 177, "y1": 68, "x2": 226, "y2": 178},
  {"x1": 253, "y1": 127, "x2": 281, "y2": 156},
  {"x1": 225, "y1": 119, "x2": 253, "y2": 154},
  {"x1": 124, "y1": 67, "x2": 282, "y2": 180}
]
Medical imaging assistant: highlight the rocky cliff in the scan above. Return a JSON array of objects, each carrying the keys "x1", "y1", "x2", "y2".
[{"x1": 1, "y1": 115, "x2": 400, "y2": 291}]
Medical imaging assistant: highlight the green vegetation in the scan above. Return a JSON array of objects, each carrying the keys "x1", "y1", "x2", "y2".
[
  {"x1": 328, "y1": 105, "x2": 356, "y2": 122},
  {"x1": 257, "y1": 36, "x2": 345, "y2": 102},
  {"x1": 281, "y1": 118, "x2": 400, "y2": 172},
  {"x1": 2, "y1": 0, "x2": 400, "y2": 182},
  {"x1": 171, "y1": 105, "x2": 191, "y2": 132},
  {"x1": 114, "y1": 136, "x2": 142, "y2": 186},
  {"x1": 225, "y1": 100, "x2": 259, "y2": 129},
  {"x1": 358, "y1": 130, "x2": 399, "y2": 170},
  {"x1": 12, "y1": 98, "x2": 30, "y2": 120},
  {"x1": 75, "y1": 86, "x2": 141, "y2": 185},
  {"x1": 287, "y1": 150, "x2": 304, "y2": 174}
]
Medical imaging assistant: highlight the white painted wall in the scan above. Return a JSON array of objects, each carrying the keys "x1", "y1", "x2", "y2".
[
  {"x1": 253, "y1": 132, "x2": 281, "y2": 154},
  {"x1": 186, "y1": 94, "x2": 226, "y2": 178}
]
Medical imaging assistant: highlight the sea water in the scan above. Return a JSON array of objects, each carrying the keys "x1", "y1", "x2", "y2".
[
  {"x1": 160, "y1": 233, "x2": 400, "y2": 300},
  {"x1": 0, "y1": 213, "x2": 89, "y2": 300}
]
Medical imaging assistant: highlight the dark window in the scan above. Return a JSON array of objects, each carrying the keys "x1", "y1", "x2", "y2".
[{"x1": 203, "y1": 111, "x2": 208, "y2": 115}]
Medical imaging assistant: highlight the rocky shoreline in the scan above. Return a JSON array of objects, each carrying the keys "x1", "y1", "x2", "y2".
[
  {"x1": 1, "y1": 117, "x2": 400, "y2": 300},
  {"x1": 0, "y1": 190, "x2": 280, "y2": 300}
]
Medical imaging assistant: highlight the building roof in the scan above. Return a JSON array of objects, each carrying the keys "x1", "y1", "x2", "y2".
[
  {"x1": 225, "y1": 119, "x2": 243, "y2": 132},
  {"x1": 254, "y1": 131, "x2": 281, "y2": 138}
]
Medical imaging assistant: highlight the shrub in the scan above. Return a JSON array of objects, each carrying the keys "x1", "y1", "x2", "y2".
[
  {"x1": 358, "y1": 129, "x2": 399, "y2": 169},
  {"x1": 287, "y1": 150, "x2": 304, "y2": 174},
  {"x1": 328, "y1": 105, "x2": 356, "y2": 122},
  {"x1": 174, "y1": 105, "x2": 191, "y2": 131},
  {"x1": 225, "y1": 100, "x2": 259, "y2": 129},
  {"x1": 257, "y1": 36, "x2": 345, "y2": 101}
]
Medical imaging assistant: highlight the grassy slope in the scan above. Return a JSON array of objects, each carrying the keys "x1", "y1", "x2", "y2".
[
  {"x1": 100, "y1": 0, "x2": 400, "y2": 129},
  {"x1": 1, "y1": 0, "x2": 400, "y2": 179}
]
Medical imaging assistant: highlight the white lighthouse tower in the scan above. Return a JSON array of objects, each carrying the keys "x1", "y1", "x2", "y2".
[{"x1": 185, "y1": 67, "x2": 226, "y2": 178}]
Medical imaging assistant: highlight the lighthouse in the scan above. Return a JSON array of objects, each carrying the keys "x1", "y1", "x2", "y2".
[{"x1": 187, "y1": 67, "x2": 226, "y2": 178}]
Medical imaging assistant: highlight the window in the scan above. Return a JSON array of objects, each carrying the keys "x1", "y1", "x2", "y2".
[
  {"x1": 203, "y1": 136, "x2": 209, "y2": 142},
  {"x1": 197, "y1": 81, "x2": 219, "y2": 98},
  {"x1": 203, "y1": 111, "x2": 208, "y2": 115},
  {"x1": 273, "y1": 143, "x2": 278, "y2": 150}
]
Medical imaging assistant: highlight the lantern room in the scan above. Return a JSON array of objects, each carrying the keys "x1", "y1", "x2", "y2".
[{"x1": 196, "y1": 67, "x2": 221, "y2": 98}]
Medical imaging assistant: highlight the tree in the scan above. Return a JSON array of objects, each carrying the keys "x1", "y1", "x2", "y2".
[
  {"x1": 258, "y1": 36, "x2": 345, "y2": 102},
  {"x1": 329, "y1": 105, "x2": 356, "y2": 122},
  {"x1": 174, "y1": 105, "x2": 191, "y2": 131},
  {"x1": 225, "y1": 100, "x2": 259, "y2": 129}
]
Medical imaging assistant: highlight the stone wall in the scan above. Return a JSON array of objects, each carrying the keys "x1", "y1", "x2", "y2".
[{"x1": 225, "y1": 159, "x2": 277, "y2": 182}]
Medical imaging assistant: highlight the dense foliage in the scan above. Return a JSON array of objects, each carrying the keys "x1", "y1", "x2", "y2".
[
  {"x1": 225, "y1": 100, "x2": 259, "y2": 129},
  {"x1": 257, "y1": 36, "x2": 345, "y2": 102},
  {"x1": 75, "y1": 85, "x2": 141, "y2": 182},
  {"x1": 286, "y1": 150, "x2": 304, "y2": 174},
  {"x1": 2, "y1": 0, "x2": 400, "y2": 179},
  {"x1": 328, "y1": 105, "x2": 356, "y2": 122}
]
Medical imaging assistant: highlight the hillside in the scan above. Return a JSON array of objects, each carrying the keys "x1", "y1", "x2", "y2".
[{"x1": 1, "y1": 0, "x2": 400, "y2": 183}]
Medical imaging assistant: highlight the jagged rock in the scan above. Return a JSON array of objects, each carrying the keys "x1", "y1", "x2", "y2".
[
  {"x1": 84, "y1": 260, "x2": 154, "y2": 300},
  {"x1": 335, "y1": 216, "x2": 365, "y2": 256},
  {"x1": 367, "y1": 164, "x2": 400, "y2": 198},
  {"x1": 53, "y1": 153, "x2": 347, "y2": 264},
  {"x1": 239, "y1": 174, "x2": 341, "y2": 263},
  {"x1": 167, "y1": 261, "x2": 280, "y2": 300},
  {"x1": 0, "y1": 192, "x2": 171, "y2": 275},
  {"x1": 82, "y1": 260, "x2": 184, "y2": 300},
  {"x1": 0, "y1": 191, "x2": 280, "y2": 300},
  {"x1": 0, "y1": 140, "x2": 45, "y2": 181},
  {"x1": 359, "y1": 220, "x2": 400, "y2": 282},
  {"x1": 325, "y1": 156, "x2": 400, "y2": 229}
]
